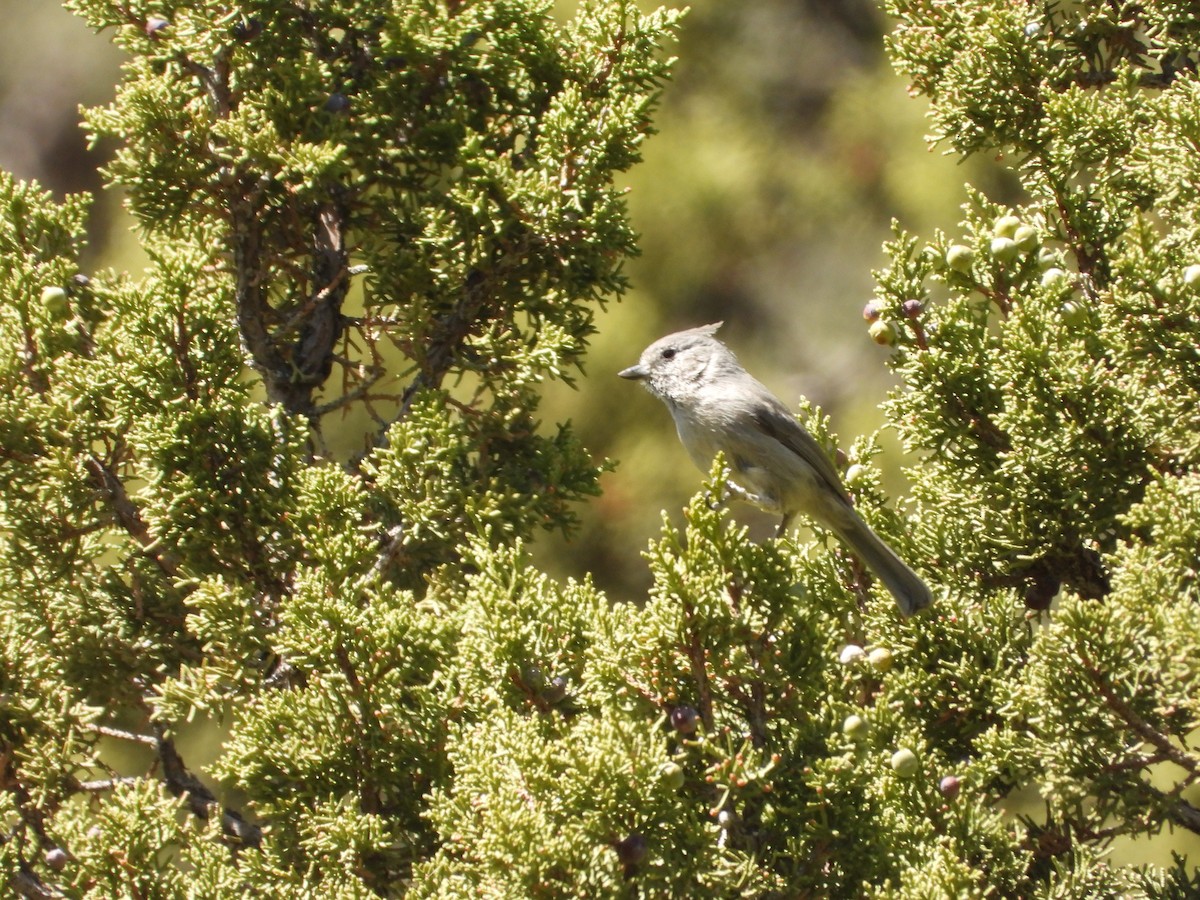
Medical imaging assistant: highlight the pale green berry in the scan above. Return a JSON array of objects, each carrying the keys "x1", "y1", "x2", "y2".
[
  {"x1": 1042, "y1": 267, "x2": 1068, "y2": 288},
  {"x1": 946, "y1": 244, "x2": 974, "y2": 273},
  {"x1": 1184, "y1": 264, "x2": 1200, "y2": 287},
  {"x1": 1013, "y1": 224, "x2": 1039, "y2": 252},
  {"x1": 658, "y1": 761, "x2": 684, "y2": 790},
  {"x1": 41, "y1": 286, "x2": 68, "y2": 319},
  {"x1": 868, "y1": 647, "x2": 894, "y2": 672},
  {"x1": 868, "y1": 319, "x2": 897, "y2": 346},
  {"x1": 1037, "y1": 246, "x2": 1060, "y2": 271},
  {"x1": 992, "y1": 215, "x2": 1022, "y2": 239},
  {"x1": 843, "y1": 714, "x2": 869, "y2": 741},
  {"x1": 990, "y1": 237, "x2": 1019, "y2": 264},
  {"x1": 839, "y1": 644, "x2": 866, "y2": 665},
  {"x1": 1061, "y1": 300, "x2": 1087, "y2": 327},
  {"x1": 891, "y1": 748, "x2": 920, "y2": 777}
]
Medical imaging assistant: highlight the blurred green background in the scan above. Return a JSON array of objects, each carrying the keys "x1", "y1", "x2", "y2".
[{"x1": 534, "y1": 0, "x2": 1016, "y2": 598}]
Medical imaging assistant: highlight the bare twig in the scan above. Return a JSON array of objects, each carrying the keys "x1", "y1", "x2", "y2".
[
  {"x1": 332, "y1": 646, "x2": 382, "y2": 815},
  {"x1": 155, "y1": 726, "x2": 262, "y2": 848},
  {"x1": 77, "y1": 777, "x2": 142, "y2": 793},
  {"x1": 387, "y1": 268, "x2": 493, "y2": 439},
  {"x1": 84, "y1": 452, "x2": 180, "y2": 578},
  {"x1": 681, "y1": 599, "x2": 714, "y2": 731},
  {"x1": 9, "y1": 867, "x2": 61, "y2": 900},
  {"x1": 82, "y1": 723, "x2": 158, "y2": 746},
  {"x1": 1167, "y1": 798, "x2": 1200, "y2": 833},
  {"x1": 0, "y1": 821, "x2": 64, "y2": 898},
  {"x1": 1080, "y1": 652, "x2": 1200, "y2": 779}
]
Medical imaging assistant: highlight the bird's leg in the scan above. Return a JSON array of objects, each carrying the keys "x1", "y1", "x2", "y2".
[
  {"x1": 725, "y1": 480, "x2": 795, "y2": 540},
  {"x1": 726, "y1": 480, "x2": 786, "y2": 518},
  {"x1": 775, "y1": 513, "x2": 795, "y2": 539},
  {"x1": 723, "y1": 480, "x2": 750, "y2": 503},
  {"x1": 702, "y1": 481, "x2": 738, "y2": 510},
  {"x1": 724, "y1": 480, "x2": 770, "y2": 507}
]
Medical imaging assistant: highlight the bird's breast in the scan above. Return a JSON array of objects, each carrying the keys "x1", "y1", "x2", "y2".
[{"x1": 668, "y1": 397, "x2": 751, "y2": 469}]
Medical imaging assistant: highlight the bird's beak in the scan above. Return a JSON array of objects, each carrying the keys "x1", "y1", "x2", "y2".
[{"x1": 618, "y1": 365, "x2": 647, "y2": 380}]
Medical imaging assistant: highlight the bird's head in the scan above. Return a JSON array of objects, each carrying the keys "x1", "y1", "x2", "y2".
[{"x1": 618, "y1": 322, "x2": 735, "y2": 403}]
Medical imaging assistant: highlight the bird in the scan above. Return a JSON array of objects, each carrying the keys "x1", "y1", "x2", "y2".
[{"x1": 619, "y1": 322, "x2": 933, "y2": 616}]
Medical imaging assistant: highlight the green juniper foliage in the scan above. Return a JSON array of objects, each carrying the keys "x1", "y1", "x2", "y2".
[{"x1": 3, "y1": 0, "x2": 1200, "y2": 898}]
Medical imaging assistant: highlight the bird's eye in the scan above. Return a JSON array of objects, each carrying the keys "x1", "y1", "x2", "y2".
[{"x1": 661, "y1": 347, "x2": 676, "y2": 360}]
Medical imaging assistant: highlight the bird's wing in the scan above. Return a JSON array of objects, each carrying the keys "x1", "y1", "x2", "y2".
[{"x1": 751, "y1": 401, "x2": 853, "y2": 505}]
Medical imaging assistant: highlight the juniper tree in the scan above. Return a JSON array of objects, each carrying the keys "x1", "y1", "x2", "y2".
[
  {"x1": 0, "y1": 0, "x2": 683, "y2": 894},
  {"x1": 3, "y1": 0, "x2": 1200, "y2": 899},
  {"x1": 865, "y1": 0, "x2": 1200, "y2": 892}
]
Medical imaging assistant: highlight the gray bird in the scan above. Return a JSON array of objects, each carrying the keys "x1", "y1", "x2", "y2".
[{"x1": 619, "y1": 322, "x2": 932, "y2": 616}]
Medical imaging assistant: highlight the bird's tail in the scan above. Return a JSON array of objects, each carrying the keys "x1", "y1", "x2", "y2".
[{"x1": 829, "y1": 507, "x2": 932, "y2": 617}]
